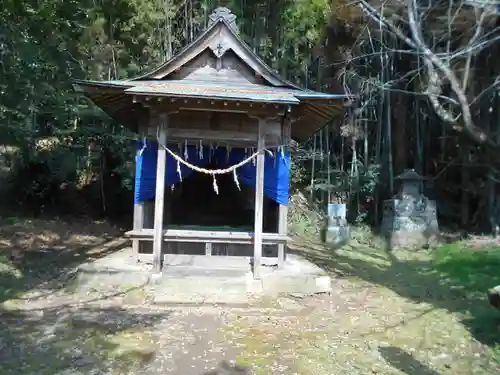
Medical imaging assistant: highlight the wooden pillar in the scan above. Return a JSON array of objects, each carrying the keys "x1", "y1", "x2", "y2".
[
  {"x1": 277, "y1": 206, "x2": 288, "y2": 267},
  {"x1": 277, "y1": 117, "x2": 291, "y2": 268},
  {"x1": 132, "y1": 205, "x2": 144, "y2": 263},
  {"x1": 152, "y1": 113, "x2": 168, "y2": 274},
  {"x1": 132, "y1": 120, "x2": 148, "y2": 263},
  {"x1": 253, "y1": 119, "x2": 266, "y2": 279}
]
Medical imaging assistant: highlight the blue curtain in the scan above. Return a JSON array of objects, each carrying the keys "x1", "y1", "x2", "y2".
[{"x1": 134, "y1": 141, "x2": 291, "y2": 205}]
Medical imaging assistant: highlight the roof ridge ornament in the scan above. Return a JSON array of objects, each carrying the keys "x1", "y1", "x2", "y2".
[{"x1": 208, "y1": 7, "x2": 239, "y2": 34}]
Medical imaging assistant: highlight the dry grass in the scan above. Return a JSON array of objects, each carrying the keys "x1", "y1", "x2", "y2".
[
  {"x1": 225, "y1": 234, "x2": 500, "y2": 375},
  {"x1": 0, "y1": 217, "x2": 162, "y2": 374},
  {"x1": 0, "y1": 217, "x2": 124, "y2": 301},
  {"x1": 0, "y1": 216, "x2": 121, "y2": 255}
]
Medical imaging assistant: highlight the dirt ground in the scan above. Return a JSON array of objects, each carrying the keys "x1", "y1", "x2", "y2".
[{"x1": 0, "y1": 218, "x2": 499, "y2": 375}]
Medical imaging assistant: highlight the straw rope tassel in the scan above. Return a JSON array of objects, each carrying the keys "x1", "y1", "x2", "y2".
[
  {"x1": 212, "y1": 175, "x2": 219, "y2": 194},
  {"x1": 184, "y1": 140, "x2": 189, "y2": 160},
  {"x1": 233, "y1": 169, "x2": 241, "y2": 191},
  {"x1": 176, "y1": 159, "x2": 182, "y2": 180},
  {"x1": 156, "y1": 140, "x2": 289, "y2": 195},
  {"x1": 137, "y1": 137, "x2": 147, "y2": 161}
]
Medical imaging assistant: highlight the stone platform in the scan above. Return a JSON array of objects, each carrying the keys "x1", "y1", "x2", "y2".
[{"x1": 74, "y1": 247, "x2": 331, "y2": 305}]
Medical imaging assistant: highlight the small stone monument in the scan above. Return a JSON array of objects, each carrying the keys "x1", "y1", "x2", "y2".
[
  {"x1": 323, "y1": 202, "x2": 349, "y2": 246},
  {"x1": 381, "y1": 169, "x2": 439, "y2": 249}
]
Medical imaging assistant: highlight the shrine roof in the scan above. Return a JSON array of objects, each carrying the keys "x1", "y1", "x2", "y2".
[
  {"x1": 73, "y1": 7, "x2": 347, "y2": 140},
  {"x1": 75, "y1": 79, "x2": 344, "y2": 104}
]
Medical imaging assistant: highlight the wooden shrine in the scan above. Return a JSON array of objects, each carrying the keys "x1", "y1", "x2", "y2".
[{"x1": 74, "y1": 7, "x2": 346, "y2": 279}]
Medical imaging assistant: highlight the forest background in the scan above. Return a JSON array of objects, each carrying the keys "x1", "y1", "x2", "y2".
[{"x1": 1, "y1": 0, "x2": 499, "y2": 232}]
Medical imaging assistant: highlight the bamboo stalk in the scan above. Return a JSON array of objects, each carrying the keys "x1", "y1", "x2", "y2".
[
  {"x1": 326, "y1": 123, "x2": 331, "y2": 204},
  {"x1": 387, "y1": 45, "x2": 394, "y2": 195},
  {"x1": 310, "y1": 134, "x2": 317, "y2": 204}
]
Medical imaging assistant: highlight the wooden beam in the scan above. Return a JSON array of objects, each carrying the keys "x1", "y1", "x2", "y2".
[
  {"x1": 133, "y1": 96, "x2": 289, "y2": 118},
  {"x1": 170, "y1": 128, "x2": 257, "y2": 142},
  {"x1": 145, "y1": 110, "x2": 283, "y2": 133},
  {"x1": 152, "y1": 113, "x2": 168, "y2": 274},
  {"x1": 137, "y1": 254, "x2": 282, "y2": 267},
  {"x1": 125, "y1": 228, "x2": 289, "y2": 244},
  {"x1": 144, "y1": 111, "x2": 285, "y2": 147},
  {"x1": 253, "y1": 118, "x2": 266, "y2": 279},
  {"x1": 164, "y1": 128, "x2": 282, "y2": 146}
]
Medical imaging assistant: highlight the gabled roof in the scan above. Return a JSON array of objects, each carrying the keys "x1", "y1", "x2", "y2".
[
  {"x1": 132, "y1": 7, "x2": 300, "y2": 89},
  {"x1": 73, "y1": 7, "x2": 347, "y2": 141}
]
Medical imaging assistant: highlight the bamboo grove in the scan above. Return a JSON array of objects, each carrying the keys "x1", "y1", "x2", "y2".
[{"x1": 306, "y1": 0, "x2": 500, "y2": 230}]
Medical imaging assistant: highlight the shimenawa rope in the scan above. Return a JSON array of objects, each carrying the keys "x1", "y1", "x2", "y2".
[{"x1": 151, "y1": 138, "x2": 286, "y2": 195}]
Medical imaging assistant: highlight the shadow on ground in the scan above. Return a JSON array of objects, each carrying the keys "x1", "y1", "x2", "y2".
[
  {"x1": 0, "y1": 217, "x2": 168, "y2": 374},
  {"x1": 379, "y1": 346, "x2": 441, "y2": 375},
  {"x1": 0, "y1": 217, "x2": 127, "y2": 302},
  {"x1": 289, "y1": 234, "x2": 500, "y2": 353},
  {"x1": 0, "y1": 305, "x2": 167, "y2": 374},
  {"x1": 201, "y1": 361, "x2": 250, "y2": 374}
]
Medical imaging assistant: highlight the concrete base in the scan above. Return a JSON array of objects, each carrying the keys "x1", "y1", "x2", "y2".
[{"x1": 74, "y1": 247, "x2": 331, "y2": 305}]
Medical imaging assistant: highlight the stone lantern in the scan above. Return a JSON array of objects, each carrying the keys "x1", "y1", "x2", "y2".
[
  {"x1": 396, "y1": 169, "x2": 424, "y2": 198},
  {"x1": 381, "y1": 169, "x2": 439, "y2": 248}
]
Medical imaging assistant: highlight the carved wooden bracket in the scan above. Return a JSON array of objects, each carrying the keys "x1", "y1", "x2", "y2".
[
  {"x1": 209, "y1": 40, "x2": 229, "y2": 58},
  {"x1": 247, "y1": 114, "x2": 281, "y2": 122}
]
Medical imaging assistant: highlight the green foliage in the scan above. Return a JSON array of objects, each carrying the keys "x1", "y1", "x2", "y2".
[
  {"x1": 431, "y1": 243, "x2": 500, "y2": 294},
  {"x1": 430, "y1": 242, "x2": 500, "y2": 360},
  {"x1": 288, "y1": 192, "x2": 325, "y2": 237},
  {"x1": 293, "y1": 135, "x2": 381, "y2": 224},
  {"x1": 290, "y1": 157, "x2": 308, "y2": 191},
  {"x1": 7, "y1": 141, "x2": 77, "y2": 211},
  {"x1": 0, "y1": 0, "x2": 332, "y2": 215},
  {"x1": 311, "y1": 161, "x2": 380, "y2": 197}
]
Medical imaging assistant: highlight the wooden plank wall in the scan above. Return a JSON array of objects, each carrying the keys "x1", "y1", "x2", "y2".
[{"x1": 146, "y1": 110, "x2": 283, "y2": 146}]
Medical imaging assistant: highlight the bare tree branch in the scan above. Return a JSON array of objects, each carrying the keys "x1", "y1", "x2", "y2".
[
  {"x1": 354, "y1": 0, "x2": 500, "y2": 148},
  {"x1": 406, "y1": 0, "x2": 494, "y2": 146},
  {"x1": 462, "y1": 8, "x2": 487, "y2": 91}
]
